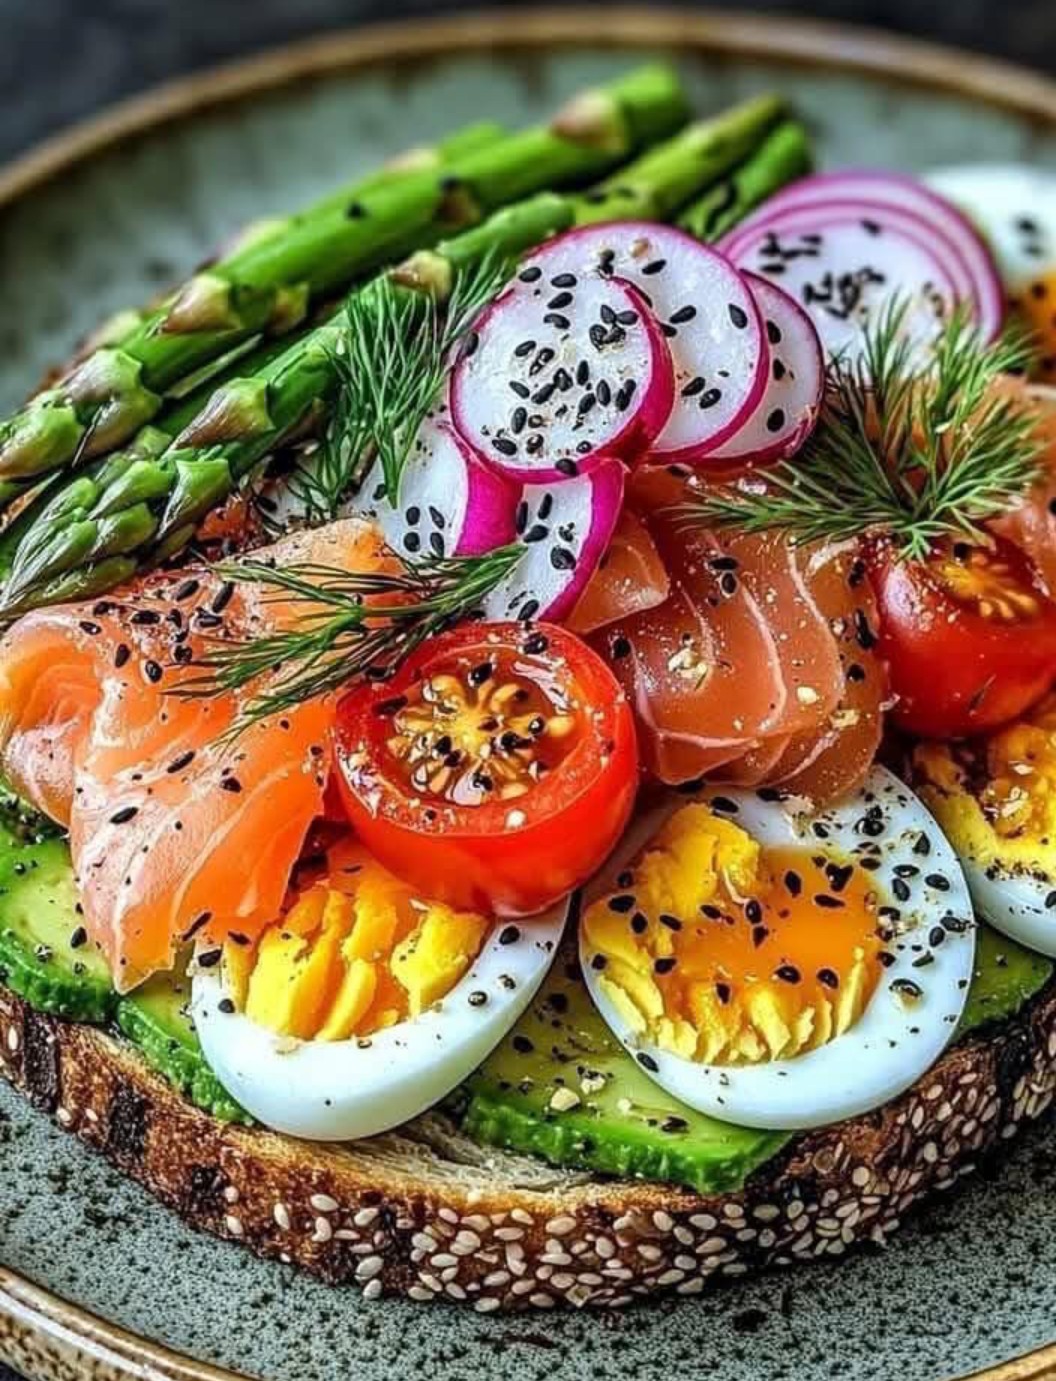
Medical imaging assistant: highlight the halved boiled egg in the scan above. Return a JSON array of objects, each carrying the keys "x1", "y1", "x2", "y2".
[
  {"x1": 914, "y1": 698, "x2": 1056, "y2": 957},
  {"x1": 579, "y1": 767, "x2": 975, "y2": 1130},
  {"x1": 927, "y1": 164, "x2": 1056, "y2": 381},
  {"x1": 193, "y1": 839, "x2": 565, "y2": 1139}
]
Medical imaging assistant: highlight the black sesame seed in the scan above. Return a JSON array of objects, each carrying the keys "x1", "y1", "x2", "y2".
[
  {"x1": 766, "y1": 408, "x2": 787, "y2": 434},
  {"x1": 211, "y1": 581, "x2": 236, "y2": 614}
]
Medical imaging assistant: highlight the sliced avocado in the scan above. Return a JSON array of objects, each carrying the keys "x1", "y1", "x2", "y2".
[
  {"x1": 959, "y1": 923, "x2": 1053, "y2": 1035},
  {"x1": 457, "y1": 924, "x2": 1054, "y2": 1194},
  {"x1": 117, "y1": 969, "x2": 252, "y2": 1125},
  {"x1": 0, "y1": 802, "x2": 115, "y2": 1023},
  {"x1": 455, "y1": 949, "x2": 789, "y2": 1194}
]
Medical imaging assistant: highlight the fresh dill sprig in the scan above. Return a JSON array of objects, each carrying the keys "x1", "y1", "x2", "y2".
[
  {"x1": 287, "y1": 254, "x2": 509, "y2": 524},
  {"x1": 676, "y1": 298, "x2": 1040, "y2": 562},
  {"x1": 176, "y1": 545, "x2": 522, "y2": 736}
]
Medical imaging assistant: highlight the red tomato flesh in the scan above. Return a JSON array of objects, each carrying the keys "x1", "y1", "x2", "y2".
[
  {"x1": 335, "y1": 623, "x2": 638, "y2": 916},
  {"x1": 871, "y1": 535, "x2": 1056, "y2": 739}
]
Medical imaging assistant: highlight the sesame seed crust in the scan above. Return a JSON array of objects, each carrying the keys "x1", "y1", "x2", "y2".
[{"x1": 1, "y1": 982, "x2": 1055, "y2": 1312}]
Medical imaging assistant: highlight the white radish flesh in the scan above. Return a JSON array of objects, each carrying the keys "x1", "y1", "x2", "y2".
[
  {"x1": 723, "y1": 205, "x2": 960, "y2": 359},
  {"x1": 351, "y1": 414, "x2": 519, "y2": 560},
  {"x1": 481, "y1": 456, "x2": 626, "y2": 624},
  {"x1": 450, "y1": 269, "x2": 673, "y2": 483},
  {"x1": 524, "y1": 223, "x2": 770, "y2": 463},
  {"x1": 707, "y1": 273, "x2": 824, "y2": 467},
  {"x1": 725, "y1": 171, "x2": 1004, "y2": 339}
]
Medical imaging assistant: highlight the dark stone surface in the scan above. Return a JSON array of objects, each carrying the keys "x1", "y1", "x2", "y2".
[{"x1": 0, "y1": 0, "x2": 1053, "y2": 164}]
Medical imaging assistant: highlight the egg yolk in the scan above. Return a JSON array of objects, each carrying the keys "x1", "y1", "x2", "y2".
[
  {"x1": 1009, "y1": 271, "x2": 1056, "y2": 383},
  {"x1": 221, "y1": 837, "x2": 489, "y2": 1042},
  {"x1": 582, "y1": 804, "x2": 884, "y2": 1065},
  {"x1": 914, "y1": 692, "x2": 1056, "y2": 875}
]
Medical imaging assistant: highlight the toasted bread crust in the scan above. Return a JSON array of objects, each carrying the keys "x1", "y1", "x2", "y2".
[{"x1": 2, "y1": 983, "x2": 1055, "y2": 1310}]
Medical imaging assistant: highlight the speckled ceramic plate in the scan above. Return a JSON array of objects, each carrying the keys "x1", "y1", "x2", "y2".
[{"x1": 2, "y1": 10, "x2": 1056, "y2": 1381}]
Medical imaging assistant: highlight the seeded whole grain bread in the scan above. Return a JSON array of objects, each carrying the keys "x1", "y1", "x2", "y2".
[{"x1": 2, "y1": 979, "x2": 1056, "y2": 1312}]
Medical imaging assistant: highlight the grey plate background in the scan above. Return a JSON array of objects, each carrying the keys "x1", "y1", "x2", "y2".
[{"x1": 1, "y1": 32, "x2": 1056, "y2": 1381}]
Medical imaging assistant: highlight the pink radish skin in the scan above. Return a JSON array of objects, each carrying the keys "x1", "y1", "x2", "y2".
[
  {"x1": 722, "y1": 197, "x2": 980, "y2": 327},
  {"x1": 351, "y1": 415, "x2": 519, "y2": 560},
  {"x1": 721, "y1": 171, "x2": 1004, "y2": 339},
  {"x1": 523, "y1": 223, "x2": 770, "y2": 465},
  {"x1": 722, "y1": 204, "x2": 960, "y2": 360},
  {"x1": 450, "y1": 271, "x2": 673, "y2": 485},
  {"x1": 706, "y1": 273, "x2": 825, "y2": 468},
  {"x1": 481, "y1": 457, "x2": 626, "y2": 624}
]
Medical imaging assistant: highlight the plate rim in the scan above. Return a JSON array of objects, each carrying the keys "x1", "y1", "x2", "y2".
[{"x1": 1, "y1": 9, "x2": 1055, "y2": 1381}]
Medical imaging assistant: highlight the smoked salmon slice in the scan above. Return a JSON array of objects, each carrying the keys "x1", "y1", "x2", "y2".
[
  {"x1": 568, "y1": 510, "x2": 669, "y2": 636},
  {"x1": 769, "y1": 543, "x2": 887, "y2": 803},
  {"x1": 991, "y1": 384, "x2": 1056, "y2": 596},
  {"x1": 592, "y1": 468, "x2": 787, "y2": 783},
  {"x1": 0, "y1": 519, "x2": 396, "y2": 991}
]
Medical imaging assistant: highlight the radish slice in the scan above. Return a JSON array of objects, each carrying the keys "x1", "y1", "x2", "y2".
[
  {"x1": 723, "y1": 171, "x2": 1004, "y2": 339},
  {"x1": 450, "y1": 269, "x2": 673, "y2": 483},
  {"x1": 707, "y1": 273, "x2": 824, "y2": 467},
  {"x1": 350, "y1": 414, "x2": 519, "y2": 559},
  {"x1": 722, "y1": 203, "x2": 960, "y2": 359},
  {"x1": 523, "y1": 223, "x2": 769, "y2": 463},
  {"x1": 480, "y1": 457, "x2": 625, "y2": 623}
]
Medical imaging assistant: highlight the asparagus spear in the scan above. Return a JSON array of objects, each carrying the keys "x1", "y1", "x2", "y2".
[
  {"x1": 0, "y1": 96, "x2": 806, "y2": 617},
  {"x1": 0, "y1": 66, "x2": 687, "y2": 493},
  {"x1": 678, "y1": 119, "x2": 812, "y2": 242}
]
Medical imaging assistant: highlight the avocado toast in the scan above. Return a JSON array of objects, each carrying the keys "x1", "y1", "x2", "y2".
[{"x1": 4, "y1": 65, "x2": 1056, "y2": 1312}]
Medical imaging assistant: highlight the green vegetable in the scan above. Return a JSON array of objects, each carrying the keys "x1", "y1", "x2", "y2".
[
  {"x1": 0, "y1": 66, "x2": 687, "y2": 498},
  {"x1": 117, "y1": 969, "x2": 250, "y2": 1124},
  {"x1": 679, "y1": 119, "x2": 813, "y2": 242},
  {"x1": 0, "y1": 803, "x2": 115, "y2": 1023},
  {"x1": 457, "y1": 924, "x2": 1053, "y2": 1194},
  {"x1": 0, "y1": 93, "x2": 799, "y2": 618}
]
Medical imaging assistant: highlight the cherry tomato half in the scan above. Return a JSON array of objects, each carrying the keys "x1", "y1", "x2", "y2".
[
  {"x1": 335, "y1": 623, "x2": 638, "y2": 916},
  {"x1": 870, "y1": 534, "x2": 1056, "y2": 738}
]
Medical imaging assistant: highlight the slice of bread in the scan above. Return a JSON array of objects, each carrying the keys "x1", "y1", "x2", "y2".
[{"x1": 2, "y1": 980, "x2": 1055, "y2": 1311}]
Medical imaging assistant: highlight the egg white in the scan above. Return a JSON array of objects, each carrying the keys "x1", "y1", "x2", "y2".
[
  {"x1": 926, "y1": 164, "x2": 1056, "y2": 288},
  {"x1": 952, "y1": 855, "x2": 1056, "y2": 959},
  {"x1": 580, "y1": 767, "x2": 977, "y2": 1131},
  {"x1": 193, "y1": 903, "x2": 568, "y2": 1140}
]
